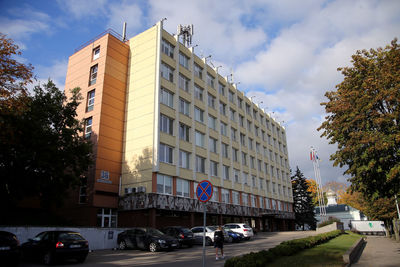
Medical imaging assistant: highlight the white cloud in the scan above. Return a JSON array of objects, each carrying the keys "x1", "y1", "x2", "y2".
[
  {"x1": 34, "y1": 60, "x2": 69, "y2": 90},
  {"x1": 106, "y1": 1, "x2": 143, "y2": 37},
  {"x1": 56, "y1": 0, "x2": 108, "y2": 19}
]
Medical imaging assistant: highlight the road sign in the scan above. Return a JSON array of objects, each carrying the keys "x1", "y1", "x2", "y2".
[{"x1": 196, "y1": 180, "x2": 213, "y2": 203}]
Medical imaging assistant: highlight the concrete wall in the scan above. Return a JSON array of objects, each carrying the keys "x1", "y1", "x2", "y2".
[
  {"x1": 0, "y1": 226, "x2": 126, "y2": 250},
  {"x1": 316, "y1": 222, "x2": 344, "y2": 234}
]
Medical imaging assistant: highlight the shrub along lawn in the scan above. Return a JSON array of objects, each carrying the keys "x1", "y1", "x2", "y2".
[{"x1": 267, "y1": 231, "x2": 362, "y2": 267}]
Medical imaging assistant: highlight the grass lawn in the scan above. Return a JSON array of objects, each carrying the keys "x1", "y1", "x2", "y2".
[{"x1": 267, "y1": 231, "x2": 362, "y2": 267}]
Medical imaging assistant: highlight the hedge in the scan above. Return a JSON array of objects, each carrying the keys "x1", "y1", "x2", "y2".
[{"x1": 224, "y1": 230, "x2": 342, "y2": 267}]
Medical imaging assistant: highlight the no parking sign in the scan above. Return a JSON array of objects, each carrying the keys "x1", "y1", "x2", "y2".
[{"x1": 196, "y1": 180, "x2": 213, "y2": 202}]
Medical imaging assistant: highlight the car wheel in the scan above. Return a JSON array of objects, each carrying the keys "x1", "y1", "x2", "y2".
[
  {"x1": 43, "y1": 251, "x2": 53, "y2": 265},
  {"x1": 227, "y1": 236, "x2": 233, "y2": 243},
  {"x1": 119, "y1": 240, "x2": 127, "y2": 250},
  {"x1": 77, "y1": 255, "x2": 87, "y2": 263},
  {"x1": 149, "y1": 242, "x2": 159, "y2": 252},
  {"x1": 206, "y1": 237, "x2": 213, "y2": 246}
]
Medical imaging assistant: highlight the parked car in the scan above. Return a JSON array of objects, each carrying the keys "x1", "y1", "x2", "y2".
[
  {"x1": 210, "y1": 226, "x2": 232, "y2": 243},
  {"x1": 117, "y1": 228, "x2": 179, "y2": 252},
  {"x1": 224, "y1": 223, "x2": 254, "y2": 240},
  {"x1": 21, "y1": 231, "x2": 89, "y2": 265},
  {"x1": 160, "y1": 226, "x2": 195, "y2": 248},
  {"x1": 225, "y1": 229, "x2": 244, "y2": 243},
  {"x1": 0, "y1": 231, "x2": 20, "y2": 266},
  {"x1": 190, "y1": 226, "x2": 218, "y2": 246}
]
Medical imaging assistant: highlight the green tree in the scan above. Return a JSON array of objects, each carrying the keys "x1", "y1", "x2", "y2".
[
  {"x1": 319, "y1": 39, "x2": 400, "y2": 201},
  {"x1": 0, "y1": 80, "x2": 93, "y2": 208},
  {"x1": 292, "y1": 167, "x2": 317, "y2": 230}
]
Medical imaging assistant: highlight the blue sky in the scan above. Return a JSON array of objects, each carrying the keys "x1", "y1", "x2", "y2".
[{"x1": 1, "y1": 0, "x2": 400, "y2": 187}]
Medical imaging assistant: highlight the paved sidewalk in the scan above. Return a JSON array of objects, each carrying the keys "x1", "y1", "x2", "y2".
[{"x1": 352, "y1": 236, "x2": 400, "y2": 267}]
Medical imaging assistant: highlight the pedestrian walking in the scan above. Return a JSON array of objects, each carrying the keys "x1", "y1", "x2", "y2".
[{"x1": 214, "y1": 226, "x2": 225, "y2": 260}]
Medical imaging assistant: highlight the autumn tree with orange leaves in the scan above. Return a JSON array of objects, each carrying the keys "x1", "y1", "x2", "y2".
[{"x1": 319, "y1": 39, "x2": 400, "y2": 202}]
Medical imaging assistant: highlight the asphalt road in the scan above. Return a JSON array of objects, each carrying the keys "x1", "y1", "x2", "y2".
[{"x1": 20, "y1": 231, "x2": 318, "y2": 267}]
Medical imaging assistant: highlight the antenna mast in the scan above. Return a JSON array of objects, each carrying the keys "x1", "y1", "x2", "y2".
[
  {"x1": 310, "y1": 147, "x2": 326, "y2": 221},
  {"x1": 177, "y1": 24, "x2": 194, "y2": 47}
]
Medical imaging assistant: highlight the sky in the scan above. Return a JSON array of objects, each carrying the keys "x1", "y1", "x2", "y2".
[{"x1": 1, "y1": 0, "x2": 399, "y2": 187}]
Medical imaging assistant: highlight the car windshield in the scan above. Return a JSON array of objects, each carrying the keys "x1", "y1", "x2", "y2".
[
  {"x1": 59, "y1": 233, "x2": 84, "y2": 241},
  {"x1": 147, "y1": 228, "x2": 164, "y2": 236},
  {"x1": 181, "y1": 228, "x2": 191, "y2": 234}
]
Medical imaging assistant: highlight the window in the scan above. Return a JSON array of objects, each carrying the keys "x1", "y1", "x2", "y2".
[
  {"x1": 179, "y1": 123, "x2": 190, "y2": 141},
  {"x1": 179, "y1": 150, "x2": 190, "y2": 169},
  {"x1": 209, "y1": 137, "x2": 217, "y2": 153},
  {"x1": 86, "y1": 89, "x2": 95, "y2": 112},
  {"x1": 157, "y1": 174, "x2": 172, "y2": 194},
  {"x1": 194, "y1": 63, "x2": 203, "y2": 79},
  {"x1": 97, "y1": 208, "x2": 117, "y2": 228},
  {"x1": 272, "y1": 182, "x2": 276, "y2": 193},
  {"x1": 237, "y1": 97, "x2": 243, "y2": 109},
  {"x1": 89, "y1": 64, "x2": 98, "y2": 86},
  {"x1": 79, "y1": 177, "x2": 87, "y2": 204},
  {"x1": 251, "y1": 195, "x2": 256, "y2": 207},
  {"x1": 256, "y1": 143, "x2": 261, "y2": 154},
  {"x1": 93, "y1": 46, "x2": 100, "y2": 60},
  {"x1": 179, "y1": 74, "x2": 190, "y2": 92},
  {"x1": 194, "y1": 84, "x2": 204, "y2": 101},
  {"x1": 208, "y1": 115, "x2": 217, "y2": 130},
  {"x1": 210, "y1": 160, "x2": 218, "y2": 176},
  {"x1": 179, "y1": 52, "x2": 189, "y2": 68},
  {"x1": 239, "y1": 115, "x2": 244, "y2": 127},
  {"x1": 220, "y1": 122, "x2": 227, "y2": 136},
  {"x1": 252, "y1": 175, "x2": 257, "y2": 187},
  {"x1": 221, "y1": 143, "x2": 229, "y2": 158},
  {"x1": 253, "y1": 109, "x2": 258, "y2": 120},
  {"x1": 261, "y1": 130, "x2": 266, "y2": 141},
  {"x1": 218, "y1": 83, "x2": 225, "y2": 96},
  {"x1": 248, "y1": 138, "x2": 253, "y2": 150},
  {"x1": 245, "y1": 103, "x2": 251, "y2": 115},
  {"x1": 242, "y1": 152, "x2": 247, "y2": 165},
  {"x1": 219, "y1": 102, "x2": 226, "y2": 116},
  {"x1": 259, "y1": 178, "x2": 264, "y2": 189},
  {"x1": 161, "y1": 62, "x2": 174, "y2": 82},
  {"x1": 228, "y1": 90, "x2": 235, "y2": 103},
  {"x1": 230, "y1": 108, "x2": 236, "y2": 121},
  {"x1": 195, "y1": 155, "x2": 205, "y2": 173},
  {"x1": 160, "y1": 88, "x2": 174, "y2": 108},
  {"x1": 271, "y1": 166, "x2": 275, "y2": 177},
  {"x1": 194, "y1": 107, "x2": 204, "y2": 123},
  {"x1": 240, "y1": 133, "x2": 246, "y2": 146},
  {"x1": 233, "y1": 191, "x2": 240, "y2": 205},
  {"x1": 161, "y1": 39, "x2": 174, "y2": 58},
  {"x1": 234, "y1": 169, "x2": 240, "y2": 183},
  {"x1": 268, "y1": 134, "x2": 272, "y2": 145},
  {"x1": 208, "y1": 94, "x2": 216, "y2": 109},
  {"x1": 255, "y1": 126, "x2": 259, "y2": 137},
  {"x1": 266, "y1": 198, "x2": 271, "y2": 209},
  {"x1": 195, "y1": 131, "x2": 205, "y2": 147},
  {"x1": 242, "y1": 193, "x2": 248, "y2": 206},
  {"x1": 176, "y1": 178, "x2": 190, "y2": 197},
  {"x1": 85, "y1": 117, "x2": 92, "y2": 139},
  {"x1": 243, "y1": 173, "x2": 248, "y2": 185},
  {"x1": 247, "y1": 120, "x2": 252, "y2": 132},
  {"x1": 259, "y1": 197, "x2": 264, "y2": 209},
  {"x1": 258, "y1": 160, "x2": 262, "y2": 171},
  {"x1": 207, "y1": 73, "x2": 215, "y2": 88},
  {"x1": 221, "y1": 188, "x2": 230, "y2": 203},
  {"x1": 265, "y1": 163, "x2": 269, "y2": 175},
  {"x1": 160, "y1": 114, "x2": 173, "y2": 135},
  {"x1": 223, "y1": 165, "x2": 230, "y2": 180},
  {"x1": 179, "y1": 98, "x2": 190, "y2": 116},
  {"x1": 232, "y1": 148, "x2": 238, "y2": 162},
  {"x1": 250, "y1": 156, "x2": 255, "y2": 169},
  {"x1": 231, "y1": 127, "x2": 237, "y2": 141},
  {"x1": 264, "y1": 147, "x2": 268, "y2": 158},
  {"x1": 159, "y1": 143, "x2": 173, "y2": 164},
  {"x1": 211, "y1": 187, "x2": 219, "y2": 202}
]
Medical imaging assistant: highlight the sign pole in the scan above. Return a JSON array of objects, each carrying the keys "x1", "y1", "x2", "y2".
[{"x1": 202, "y1": 202, "x2": 206, "y2": 267}]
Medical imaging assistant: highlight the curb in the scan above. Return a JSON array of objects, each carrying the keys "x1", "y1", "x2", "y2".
[{"x1": 343, "y1": 237, "x2": 366, "y2": 266}]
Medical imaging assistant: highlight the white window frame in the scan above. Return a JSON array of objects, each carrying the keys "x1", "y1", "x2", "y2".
[
  {"x1": 194, "y1": 84, "x2": 204, "y2": 101},
  {"x1": 179, "y1": 98, "x2": 190, "y2": 116},
  {"x1": 209, "y1": 137, "x2": 217, "y2": 153},
  {"x1": 161, "y1": 39, "x2": 174, "y2": 58},
  {"x1": 161, "y1": 62, "x2": 174, "y2": 82},
  {"x1": 160, "y1": 88, "x2": 174, "y2": 108},
  {"x1": 160, "y1": 114, "x2": 173, "y2": 135},
  {"x1": 179, "y1": 123, "x2": 190, "y2": 142},
  {"x1": 179, "y1": 52, "x2": 189, "y2": 68},
  {"x1": 210, "y1": 160, "x2": 218, "y2": 176},
  {"x1": 195, "y1": 155, "x2": 205, "y2": 173},
  {"x1": 159, "y1": 143, "x2": 173, "y2": 164},
  {"x1": 176, "y1": 178, "x2": 190, "y2": 197},
  {"x1": 179, "y1": 74, "x2": 190, "y2": 92},
  {"x1": 194, "y1": 63, "x2": 203, "y2": 79},
  {"x1": 223, "y1": 165, "x2": 230, "y2": 180},
  {"x1": 86, "y1": 89, "x2": 95, "y2": 112},
  {"x1": 195, "y1": 131, "x2": 205, "y2": 148},
  {"x1": 208, "y1": 115, "x2": 217, "y2": 130},
  {"x1": 93, "y1": 46, "x2": 100, "y2": 60},
  {"x1": 179, "y1": 150, "x2": 190, "y2": 169},
  {"x1": 157, "y1": 174, "x2": 172, "y2": 195},
  {"x1": 194, "y1": 107, "x2": 204, "y2": 123}
]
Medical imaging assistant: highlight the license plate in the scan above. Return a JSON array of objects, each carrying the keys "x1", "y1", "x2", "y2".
[
  {"x1": 70, "y1": 244, "x2": 81, "y2": 248},
  {"x1": 171, "y1": 244, "x2": 177, "y2": 247},
  {"x1": 0, "y1": 246, "x2": 10, "y2": 250}
]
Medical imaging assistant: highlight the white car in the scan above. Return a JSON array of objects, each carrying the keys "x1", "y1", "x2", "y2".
[
  {"x1": 224, "y1": 223, "x2": 254, "y2": 240},
  {"x1": 190, "y1": 226, "x2": 217, "y2": 245}
]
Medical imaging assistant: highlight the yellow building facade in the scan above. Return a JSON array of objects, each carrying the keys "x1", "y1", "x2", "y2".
[{"x1": 65, "y1": 22, "x2": 294, "y2": 231}]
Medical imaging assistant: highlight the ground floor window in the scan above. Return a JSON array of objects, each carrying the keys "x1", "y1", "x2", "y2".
[{"x1": 97, "y1": 208, "x2": 117, "y2": 227}]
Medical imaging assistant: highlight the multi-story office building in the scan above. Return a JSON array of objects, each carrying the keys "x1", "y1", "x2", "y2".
[{"x1": 64, "y1": 21, "x2": 294, "y2": 231}]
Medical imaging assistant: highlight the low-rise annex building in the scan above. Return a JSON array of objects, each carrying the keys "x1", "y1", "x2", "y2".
[{"x1": 63, "y1": 21, "x2": 295, "y2": 231}]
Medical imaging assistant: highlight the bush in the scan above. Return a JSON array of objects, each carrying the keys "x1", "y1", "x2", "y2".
[
  {"x1": 224, "y1": 230, "x2": 342, "y2": 267},
  {"x1": 317, "y1": 216, "x2": 341, "y2": 228}
]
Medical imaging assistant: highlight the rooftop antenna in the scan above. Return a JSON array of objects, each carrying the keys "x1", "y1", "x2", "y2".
[
  {"x1": 122, "y1": 22, "x2": 127, "y2": 41},
  {"x1": 177, "y1": 24, "x2": 194, "y2": 47},
  {"x1": 215, "y1": 65, "x2": 222, "y2": 73},
  {"x1": 230, "y1": 68, "x2": 234, "y2": 83}
]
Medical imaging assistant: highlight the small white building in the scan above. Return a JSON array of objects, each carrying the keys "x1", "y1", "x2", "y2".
[{"x1": 315, "y1": 189, "x2": 366, "y2": 229}]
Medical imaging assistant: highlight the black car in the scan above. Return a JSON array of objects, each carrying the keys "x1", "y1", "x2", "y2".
[
  {"x1": 160, "y1": 226, "x2": 195, "y2": 248},
  {"x1": 0, "y1": 231, "x2": 20, "y2": 266},
  {"x1": 21, "y1": 231, "x2": 89, "y2": 265},
  {"x1": 117, "y1": 227, "x2": 179, "y2": 252}
]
